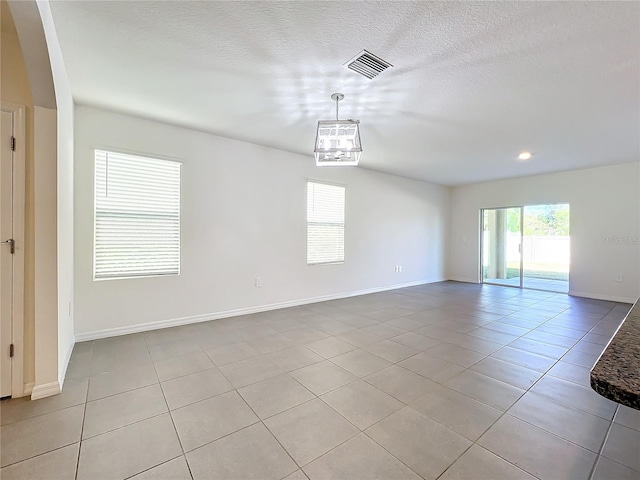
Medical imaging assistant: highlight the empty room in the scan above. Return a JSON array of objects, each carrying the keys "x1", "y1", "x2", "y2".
[{"x1": 1, "y1": 1, "x2": 639, "y2": 479}]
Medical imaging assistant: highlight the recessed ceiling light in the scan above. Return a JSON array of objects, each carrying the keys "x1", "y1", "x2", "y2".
[{"x1": 518, "y1": 152, "x2": 532, "y2": 161}]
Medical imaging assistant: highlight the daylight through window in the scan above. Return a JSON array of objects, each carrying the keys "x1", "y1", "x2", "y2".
[
  {"x1": 307, "y1": 181, "x2": 345, "y2": 265},
  {"x1": 94, "y1": 150, "x2": 181, "y2": 280}
]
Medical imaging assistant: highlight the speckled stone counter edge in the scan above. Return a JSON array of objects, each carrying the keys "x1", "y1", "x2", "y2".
[{"x1": 590, "y1": 298, "x2": 640, "y2": 410}]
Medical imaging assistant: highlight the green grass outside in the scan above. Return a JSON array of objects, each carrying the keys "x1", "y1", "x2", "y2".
[
  {"x1": 483, "y1": 267, "x2": 568, "y2": 282},
  {"x1": 510, "y1": 268, "x2": 568, "y2": 281}
]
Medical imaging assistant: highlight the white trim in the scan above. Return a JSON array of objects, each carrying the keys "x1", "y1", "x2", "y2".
[
  {"x1": 448, "y1": 277, "x2": 480, "y2": 284},
  {"x1": 568, "y1": 290, "x2": 637, "y2": 304},
  {"x1": 58, "y1": 336, "x2": 74, "y2": 387},
  {"x1": 1, "y1": 103, "x2": 26, "y2": 398},
  {"x1": 31, "y1": 381, "x2": 61, "y2": 400},
  {"x1": 305, "y1": 177, "x2": 347, "y2": 189},
  {"x1": 23, "y1": 382, "x2": 34, "y2": 396},
  {"x1": 75, "y1": 279, "x2": 436, "y2": 342}
]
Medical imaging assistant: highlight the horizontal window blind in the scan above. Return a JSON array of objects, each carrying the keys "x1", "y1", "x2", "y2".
[
  {"x1": 307, "y1": 181, "x2": 345, "y2": 265},
  {"x1": 94, "y1": 150, "x2": 181, "y2": 280}
]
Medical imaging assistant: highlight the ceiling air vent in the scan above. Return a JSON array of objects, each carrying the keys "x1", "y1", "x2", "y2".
[{"x1": 344, "y1": 50, "x2": 393, "y2": 80}]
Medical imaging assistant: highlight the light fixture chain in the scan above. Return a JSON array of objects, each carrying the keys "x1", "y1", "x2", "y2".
[{"x1": 336, "y1": 97, "x2": 339, "y2": 121}]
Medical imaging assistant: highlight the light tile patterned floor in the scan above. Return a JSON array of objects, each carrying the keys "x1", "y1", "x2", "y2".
[{"x1": 1, "y1": 281, "x2": 639, "y2": 479}]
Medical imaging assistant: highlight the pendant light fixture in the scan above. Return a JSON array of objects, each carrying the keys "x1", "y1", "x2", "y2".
[{"x1": 314, "y1": 93, "x2": 362, "y2": 166}]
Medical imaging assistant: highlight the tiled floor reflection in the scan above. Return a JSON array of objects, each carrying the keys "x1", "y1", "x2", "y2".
[{"x1": 1, "y1": 281, "x2": 638, "y2": 479}]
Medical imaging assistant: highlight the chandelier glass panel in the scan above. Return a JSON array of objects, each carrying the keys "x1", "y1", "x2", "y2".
[{"x1": 314, "y1": 93, "x2": 362, "y2": 166}]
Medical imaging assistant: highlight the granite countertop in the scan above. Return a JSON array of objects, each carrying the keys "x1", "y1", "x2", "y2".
[{"x1": 590, "y1": 298, "x2": 640, "y2": 410}]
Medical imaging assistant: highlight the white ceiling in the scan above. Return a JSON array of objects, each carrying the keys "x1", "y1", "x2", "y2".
[{"x1": 49, "y1": 1, "x2": 639, "y2": 186}]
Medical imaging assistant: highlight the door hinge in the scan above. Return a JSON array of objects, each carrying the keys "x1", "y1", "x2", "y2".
[
  {"x1": 10, "y1": 136, "x2": 15, "y2": 151},
  {"x1": 9, "y1": 344, "x2": 14, "y2": 358}
]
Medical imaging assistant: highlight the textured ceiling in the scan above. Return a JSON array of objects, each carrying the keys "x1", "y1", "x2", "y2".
[{"x1": 49, "y1": 1, "x2": 639, "y2": 186}]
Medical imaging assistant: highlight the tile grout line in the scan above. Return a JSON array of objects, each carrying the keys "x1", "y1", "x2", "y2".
[
  {"x1": 233, "y1": 390, "x2": 303, "y2": 477},
  {"x1": 422, "y1": 301, "x2": 617, "y2": 479},
  {"x1": 146, "y1": 335, "x2": 195, "y2": 480},
  {"x1": 315, "y1": 400, "x2": 425, "y2": 477},
  {"x1": 4, "y1": 283, "x2": 630, "y2": 477},
  {"x1": 213, "y1": 333, "x2": 430, "y2": 477},
  {"x1": 457, "y1": 318, "x2": 614, "y2": 477},
  {"x1": 0, "y1": 441, "x2": 80, "y2": 471},
  {"x1": 73, "y1": 373, "x2": 91, "y2": 480},
  {"x1": 285, "y1": 326, "x2": 501, "y2": 479},
  {"x1": 587, "y1": 403, "x2": 620, "y2": 480},
  {"x1": 121, "y1": 454, "x2": 186, "y2": 480}
]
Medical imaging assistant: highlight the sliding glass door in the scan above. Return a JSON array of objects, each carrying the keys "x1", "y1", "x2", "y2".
[
  {"x1": 481, "y1": 207, "x2": 523, "y2": 287},
  {"x1": 481, "y1": 204, "x2": 570, "y2": 292},
  {"x1": 522, "y1": 204, "x2": 570, "y2": 293}
]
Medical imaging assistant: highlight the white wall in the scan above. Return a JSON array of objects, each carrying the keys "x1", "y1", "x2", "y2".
[
  {"x1": 449, "y1": 163, "x2": 640, "y2": 303},
  {"x1": 32, "y1": 106, "x2": 58, "y2": 398},
  {"x1": 74, "y1": 106, "x2": 449, "y2": 339},
  {"x1": 37, "y1": 0, "x2": 75, "y2": 387}
]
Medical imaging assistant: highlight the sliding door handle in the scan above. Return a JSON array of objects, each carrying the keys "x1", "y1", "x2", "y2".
[{"x1": 1, "y1": 239, "x2": 14, "y2": 254}]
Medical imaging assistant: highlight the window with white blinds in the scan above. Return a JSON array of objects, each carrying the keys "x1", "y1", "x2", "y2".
[
  {"x1": 307, "y1": 181, "x2": 345, "y2": 265},
  {"x1": 94, "y1": 150, "x2": 181, "y2": 280}
]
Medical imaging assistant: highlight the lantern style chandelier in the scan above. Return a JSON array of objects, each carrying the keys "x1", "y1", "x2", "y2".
[{"x1": 313, "y1": 93, "x2": 362, "y2": 166}]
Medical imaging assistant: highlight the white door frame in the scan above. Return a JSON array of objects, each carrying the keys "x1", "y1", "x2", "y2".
[
  {"x1": 480, "y1": 206, "x2": 524, "y2": 288},
  {"x1": 1, "y1": 102, "x2": 26, "y2": 398}
]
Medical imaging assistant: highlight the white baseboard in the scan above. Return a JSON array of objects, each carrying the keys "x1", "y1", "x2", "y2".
[
  {"x1": 58, "y1": 338, "x2": 75, "y2": 388},
  {"x1": 23, "y1": 382, "x2": 34, "y2": 396},
  {"x1": 447, "y1": 277, "x2": 480, "y2": 284},
  {"x1": 568, "y1": 290, "x2": 637, "y2": 304},
  {"x1": 31, "y1": 381, "x2": 61, "y2": 400},
  {"x1": 75, "y1": 279, "x2": 437, "y2": 342}
]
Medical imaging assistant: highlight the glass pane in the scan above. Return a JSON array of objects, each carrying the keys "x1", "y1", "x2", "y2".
[
  {"x1": 482, "y1": 207, "x2": 522, "y2": 287},
  {"x1": 522, "y1": 204, "x2": 570, "y2": 293},
  {"x1": 94, "y1": 150, "x2": 181, "y2": 280},
  {"x1": 307, "y1": 181, "x2": 345, "y2": 265}
]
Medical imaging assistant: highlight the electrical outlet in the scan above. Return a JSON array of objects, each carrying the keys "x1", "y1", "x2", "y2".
[
  {"x1": 68, "y1": 302, "x2": 72, "y2": 316},
  {"x1": 255, "y1": 277, "x2": 262, "y2": 288},
  {"x1": 398, "y1": 265, "x2": 402, "y2": 273},
  {"x1": 616, "y1": 275, "x2": 623, "y2": 282}
]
